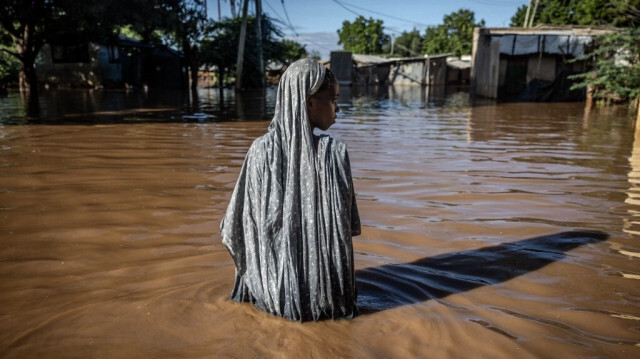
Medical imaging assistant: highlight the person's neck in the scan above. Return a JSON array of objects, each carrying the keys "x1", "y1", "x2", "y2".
[{"x1": 310, "y1": 128, "x2": 319, "y2": 149}]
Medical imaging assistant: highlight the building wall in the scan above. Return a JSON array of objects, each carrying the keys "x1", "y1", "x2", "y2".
[
  {"x1": 330, "y1": 52, "x2": 353, "y2": 86},
  {"x1": 428, "y1": 57, "x2": 448, "y2": 86},
  {"x1": 36, "y1": 44, "x2": 103, "y2": 88},
  {"x1": 471, "y1": 28, "x2": 500, "y2": 98},
  {"x1": 390, "y1": 60, "x2": 426, "y2": 86}
]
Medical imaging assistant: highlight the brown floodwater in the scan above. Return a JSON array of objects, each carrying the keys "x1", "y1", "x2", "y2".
[{"x1": 1, "y1": 87, "x2": 639, "y2": 358}]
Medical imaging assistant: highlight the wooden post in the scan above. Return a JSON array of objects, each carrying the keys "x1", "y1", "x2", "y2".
[
  {"x1": 235, "y1": 0, "x2": 249, "y2": 90},
  {"x1": 523, "y1": 0, "x2": 532, "y2": 27},
  {"x1": 529, "y1": 0, "x2": 540, "y2": 27},
  {"x1": 636, "y1": 97, "x2": 640, "y2": 125}
]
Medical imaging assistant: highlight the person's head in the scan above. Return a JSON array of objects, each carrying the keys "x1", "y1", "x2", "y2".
[{"x1": 307, "y1": 69, "x2": 340, "y2": 131}]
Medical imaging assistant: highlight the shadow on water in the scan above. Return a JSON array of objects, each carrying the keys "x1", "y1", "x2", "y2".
[{"x1": 356, "y1": 231, "x2": 608, "y2": 313}]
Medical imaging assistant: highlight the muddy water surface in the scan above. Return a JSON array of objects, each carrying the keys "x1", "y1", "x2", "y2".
[{"x1": 1, "y1": 88, "x2": 639, "y2": 358}]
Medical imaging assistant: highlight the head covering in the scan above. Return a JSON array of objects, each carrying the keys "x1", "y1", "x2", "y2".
[{"x1": 221, "y1": 58, "x2": 359, "y2": 321}]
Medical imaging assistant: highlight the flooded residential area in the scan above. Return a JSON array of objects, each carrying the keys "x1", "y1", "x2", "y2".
[{"x1": 1, "y1": 86, "x2": 639, "y2": 357}]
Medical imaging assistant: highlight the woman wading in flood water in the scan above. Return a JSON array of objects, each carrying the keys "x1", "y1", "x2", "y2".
[{"x1": 220, "y1": 58, "x2": 361, "y2": 321}]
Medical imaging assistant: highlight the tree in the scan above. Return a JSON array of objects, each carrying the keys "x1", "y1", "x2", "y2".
[
  {"x1": 0, "y1": 25, "x2": 20, "y2": 84},
  {"x1": 200, "y1": 14, "x2": 306, "y2": 88},
  {"x1": 309, "y1": 50, "x2": 322, "y2": 61},
  {"x1": 279, "y1": 39, "x2": 308, "y2": 63},
  {"x1": 0, "y1": 0, "x2": 109, "y2": 94},
  {"x1": 164, "y1": 0, "x2": 208, "y2": 91},
  {"x1": 510, "y1": 0, "x2": 640, "y2": 27},
  {"x1": 106, "y1": 0, "x2": 174, "y2": 44},
  {"x1": 393, "y1": 28, "x2": 423, "y2": 57},
  {"x1": 337, "y1": 16, "x2": 390, "y2": 54},
  {"x1": 422, "y1": 9, "x2": 485, "y2": 56},
  {"x1": 569, "y1": 28, "x2": 640, "y2": 106}
]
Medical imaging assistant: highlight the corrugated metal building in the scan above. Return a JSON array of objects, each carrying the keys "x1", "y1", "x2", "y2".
[{"x1": 471, "y1": 26, "x2": 618, "y2": 101}]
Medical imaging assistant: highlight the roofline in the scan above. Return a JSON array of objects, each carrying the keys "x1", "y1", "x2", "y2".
[{"x1": 478, "y1": 25, "x2": 623, "y2": 36}]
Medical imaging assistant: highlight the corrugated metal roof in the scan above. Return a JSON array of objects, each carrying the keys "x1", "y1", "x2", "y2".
[
  {"x1": 352, "y1": 54, "x2": 389, "y2": 64},
  {"x1": 446, "y1": 57, "x2": 471, "y2": 69},
  {"x1": 482, "y1": 25, "x2": 620, "y2": 36}
]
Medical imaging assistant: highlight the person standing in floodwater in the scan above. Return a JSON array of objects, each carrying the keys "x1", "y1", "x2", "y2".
[{"x1": 220, "y1": 58, "x2": 361, "y2": 321}]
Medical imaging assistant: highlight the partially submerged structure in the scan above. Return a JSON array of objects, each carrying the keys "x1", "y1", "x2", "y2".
[
  {"x1": 37, "y1": 36, "x2": 187, "y2": 89},
  {"x1": 330, "y1": 52, "x2": 470, "y2": 87},
  {"x1": 471, "y1": 26, "x2": 618, "y2": 101}
]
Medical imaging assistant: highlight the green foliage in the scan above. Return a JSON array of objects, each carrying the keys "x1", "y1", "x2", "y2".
[
  {"x1": 200, "y1": 15, "x2": 307, "y2": 87},
  {"x1": 337, "y1": 16, "x2": 389, "y2": 54},
  {"x1": 510, "y1": 0, "x2": 640, "y2": 27},
  {"x1": 393, "y1": 28, "x2": 423, "y2": 57},
  {"x1": 0, "y1": 49, "x2": 20, "y2": 83},
  {"x1": 570, "y1": 28, "x2": 640, "y2": 103},
  {"x1": 422, "y1": 9, "x2": 485, "y2": 56},
  {"x1": 0, "y1": 0, "x2": 112, "y2": 90},
  {"x1": 278, "y1": 39, "x2": 308, "y2": 63},
  {"x1": 309, "y1": 50, "x2": 322, "y2": 61}
]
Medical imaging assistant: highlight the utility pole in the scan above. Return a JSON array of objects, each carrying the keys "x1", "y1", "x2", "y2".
[
  {"x1": 256, "y1": 0, "x2": 264, "y2": 87},
  {"x1": 523, "y1": 0, "x2": 532, "y2": 28},
  {"x1": 235, "y1": 0, "x2": 249, "y2": 90},
  {"x1": 217, "y1": 0, "x2": 221, "y2": 21},
  {"x1": 529, "y1": 0, "x2": 540, "y2": 28}
]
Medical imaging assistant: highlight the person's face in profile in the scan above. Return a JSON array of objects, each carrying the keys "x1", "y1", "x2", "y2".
[{"x1": 307, "y1": 80, "x2": 340, "y2": 131}]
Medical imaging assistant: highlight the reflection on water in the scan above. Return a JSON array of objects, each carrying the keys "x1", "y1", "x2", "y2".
[
  {"x1": 0, "y1": 87, "x2": 276, "y2": 124},
  {"x1": 1, "y1": 87, "x2": 639, "y2": 358}
]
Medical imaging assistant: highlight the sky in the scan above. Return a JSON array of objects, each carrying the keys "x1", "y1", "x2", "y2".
[{"x1": 207, "y1": 0, "x2": 529, "y2": 59}]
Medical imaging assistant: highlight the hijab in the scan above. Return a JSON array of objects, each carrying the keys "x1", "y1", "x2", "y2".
[{"x1": 221, "y1": 59, "x2": 359, "y2": 320}]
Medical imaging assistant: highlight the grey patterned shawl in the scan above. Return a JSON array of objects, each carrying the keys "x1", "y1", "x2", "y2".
[{"x1": 220, "y1": 58, "x2": 360, "y2": 321}]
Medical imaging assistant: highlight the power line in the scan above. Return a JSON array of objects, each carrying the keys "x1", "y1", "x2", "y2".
[
  {"x1": 282, "y1": 0, "x2": 341, "y2": 54},
  {"x1": 331, "y1": 0, "x2": 361, "y2": 17},
  {"x1": 263, "y1": 0, "x2": 285, "y2": 23},
  {"x1": 467, "y1": 0, "x2": 525, "y2": 6},
  {"x1": 280, "y1": 0, "x2": 298, "y2": 36},
  {"x1": 331, "y1": 0, "x2": 436, "y2": 28}
]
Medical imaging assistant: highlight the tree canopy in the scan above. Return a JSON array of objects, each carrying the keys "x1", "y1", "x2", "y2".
[
  {"x1": 200, "y1": 14, "x2": 307, "y2": 88},
  {"x1": 0, "y1": 0, "x2": 308, "y2": 91},
  {"x1": 393, "y1": 29, "x2": 423, "y2": 57},
  {"x1": 510, "y1": 0, "x2": 640, "y2": 27},
  {"x1": 570, "y1": 28, "x2": 640, "y2": 104},
  {"x1": 422, "y1": 9, "x2": 485, "y2": 56},
  {"x1": 0, "y1": 0, "x2": 112, "y2": 92},
  {"x1": 337, "y1": 16, "x2": 389, "y2": 54}
]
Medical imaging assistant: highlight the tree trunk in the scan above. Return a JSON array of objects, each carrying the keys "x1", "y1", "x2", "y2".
[
  {"x1": 190, "y1": 57, "x2": 199, "y2": 92},
  {"x1": 183, "y1": 40, "x2": 199, "y2": 92},
  {"x1": 19, "y1": 57, "x2": 39, "y2": 96},
  {"x1": 218, "y1": 68, "x2": 224, "y2": 105},
  {"x1": 235, "y1": 0, "x2": 249, "y2": 90},
  {"x1": 255, "y1": 0, "x2": 264, "y2": 88}
]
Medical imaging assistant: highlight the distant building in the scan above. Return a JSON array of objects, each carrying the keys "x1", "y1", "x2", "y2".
[
  {"x1": 471, "y1": 25, "x2": 619, "y2": 101},
  {"x1": 37, "y1": 36, "x2": 187, "y2": 90},
  {"x1": 330, "y1": 52, "x2": 470, "y2": 87}
]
